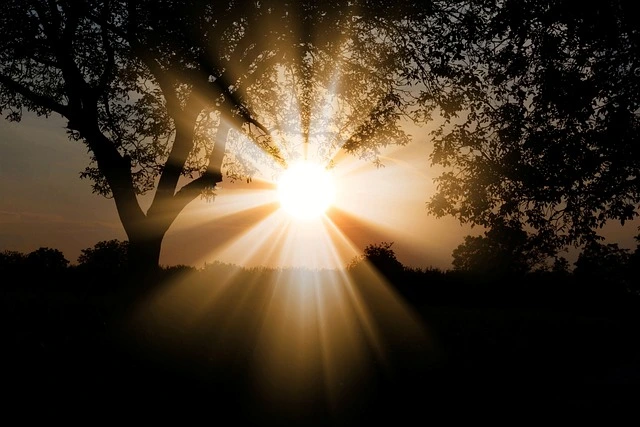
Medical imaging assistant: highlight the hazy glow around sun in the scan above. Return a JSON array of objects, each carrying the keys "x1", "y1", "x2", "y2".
[{"x1": 277, "y1": 161, "x2": 336, "y2": 220}]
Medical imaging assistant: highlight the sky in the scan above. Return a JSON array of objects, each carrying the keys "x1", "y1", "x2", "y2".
[{"x1": 1, "y1": 112, "x2": 638, "y2": 270}]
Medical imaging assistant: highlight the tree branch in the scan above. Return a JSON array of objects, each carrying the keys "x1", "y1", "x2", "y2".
[
  {"x1": 142, "y1": 58, "x2": 182, "y2": 118},
  {"x1": 94, "y1": 2, "x2": 116, "y2": 95},
  {"x1": 148, "y1": 96, "x2": 201, "y2": 214},
  {"x1": 81, "y1": 128, "x2": 147, "y2": 236},
  {"x1": 190, "y1": 58, "x2": 284, "y2": 164},
  {"x1": 149, "y1": 120, "x2": 231, "y2": 232},
  {"x1": 0, "y1": 73, "x2": 70, "y2": 117},
  {"x1": 176, "y1": 120, "x2": 231, "y2": 200}
]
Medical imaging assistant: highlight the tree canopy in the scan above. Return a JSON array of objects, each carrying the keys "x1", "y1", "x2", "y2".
[
  {"x1": 77, "y1": 239, "x2": 130, "y2": 272},
  {"x1": 424, "y1": 0, "x2": 640, "y2": 254},
  {"x1": 451, "y1": 221, "x2": 546, "y2": 279},
  {"x1": 348, "y1": 241, "x2": 405, "y2": 278}
]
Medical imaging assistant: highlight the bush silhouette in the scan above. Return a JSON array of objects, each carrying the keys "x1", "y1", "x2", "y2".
[
  {"x1": 0, "y1": 250, "x2": 26, "y2": 271},
  {"x1": 451, "y1": 222, "x2": 546, "y2": 282},
  {"x1": 26, "y1": 247, "x2": 69, "y2": 273},
  {"x1": 348, "y1": 242, "x2": 405, "y2": 280},
  {"x1": 574, "y1": 240, "x2": 632, "y2": 300},
  {"x1": 77, "y1": 239, "x2": 130, "y2": 274}
]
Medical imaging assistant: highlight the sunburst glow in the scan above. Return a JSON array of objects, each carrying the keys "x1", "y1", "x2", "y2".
[
  {"x1": 277, "y1": 161, "x2": 336, "y2": 220},
  {"x1": 133, "y1": 28, "x2": 442, "y2": 416}
]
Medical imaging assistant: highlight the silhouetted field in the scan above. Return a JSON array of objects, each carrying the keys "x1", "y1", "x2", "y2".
[{"x1": 2, "y1": 260, "x2": 639, "y2": 421}]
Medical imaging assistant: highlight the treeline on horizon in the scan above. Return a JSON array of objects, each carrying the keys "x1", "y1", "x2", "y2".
[{"x1": 2, "y1": 237, "x2": 639, "y2": 316}]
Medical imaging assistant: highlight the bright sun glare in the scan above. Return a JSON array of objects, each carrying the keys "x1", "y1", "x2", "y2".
[{"x1": 277, "y1": 161, "x2": 336, "y2": 220}]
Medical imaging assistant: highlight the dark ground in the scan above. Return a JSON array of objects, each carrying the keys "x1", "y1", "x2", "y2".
[{"x1": 2, "y1": 277, "x2": 639, "y2": 423}]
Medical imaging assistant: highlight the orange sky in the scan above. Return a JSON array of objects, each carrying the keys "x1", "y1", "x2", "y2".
[{"x1": 1, "y1": 112, "x2": 638, "y2": 270}]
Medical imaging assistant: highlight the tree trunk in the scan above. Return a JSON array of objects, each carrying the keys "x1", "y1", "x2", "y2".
[
  {"x1": 128, "y1": 233, "x2": 163, "y2": 278},
  {"x1": 108, "y1": 224, "x2": 167, "y2": 362},
  {"x1": 118, "y1": 223, "x2": 167, "y2": 309}
]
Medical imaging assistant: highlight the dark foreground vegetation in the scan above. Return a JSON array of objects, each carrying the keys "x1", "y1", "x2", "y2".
[{"x1": 2, "y1": 240, "x2": 640, "y2": 421}]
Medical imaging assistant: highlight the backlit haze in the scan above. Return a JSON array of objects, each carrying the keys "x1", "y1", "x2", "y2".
[
  {"x1": 0, "y1": 110, "x2": 481, "y2": 270},
  {"x1": 1, "y1": 115, "x2": 637, "y2": 271}
]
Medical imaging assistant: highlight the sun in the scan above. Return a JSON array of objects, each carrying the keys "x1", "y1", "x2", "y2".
[{"x1": 277, "y1": 161, "x2": 336, "y2": 220}]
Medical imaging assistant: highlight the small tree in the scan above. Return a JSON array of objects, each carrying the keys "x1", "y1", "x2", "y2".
[
  {"x1": 77, "y1": 239, "x2": 129, "y2": 273},
  {"x1": 348, "y1": 242, "x2": 404, "y2": 279},
  {"x1": 0, "y1": 250, "x2": 26, "y2": 268},
  {"x1": 551, "y1": 257, "x2": 571, "y2": 276},
  {"x1": 451, "y1": 222, "x2": 546, "y2": 280},
  {"x1": 26, "y1": 247, "x2": 70, "y2": 273},
  {"x1": 0, "y1": 251, "x2": 27, "y2": 280},
  {"x1": 573, "y1": 240, "x2": 632, "y2": 298}
]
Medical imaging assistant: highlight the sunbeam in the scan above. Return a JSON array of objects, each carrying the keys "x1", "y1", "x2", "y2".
[{"x1": 129, "y1": 29, "x2": 443, "y2": 417}]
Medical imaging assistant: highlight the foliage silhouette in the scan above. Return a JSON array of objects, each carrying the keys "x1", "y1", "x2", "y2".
[
  {"x1": 0, "y1": 250, "x2": 26, "y2": 272},
  {"x1": 77, "y1": 239, "x2": 130, "y2": 273},
  {"x1": 423, "y1": 0, "x2": 640, "y2": 256},
  {"x1": 3, "y1": 241, "x2": 640, "y2": 407},
  {"x1": 550, "y1": 256, "x2": 571, "y2": 276},
  {"x1": 26, "y1": 247, "x2": 70, "y2": 273},
  {"x1": 2, "y1": 235, "x2": 638, "y2": 313},
  {"x1": 348, "y1": 241, "x2": 405, "y2": 279},
  {"x1": 451, "y1": 221, "x2": 547, "y2": 280},
  {"x1": 573, "y1": 239, "x2": 633, "y2": 300}
]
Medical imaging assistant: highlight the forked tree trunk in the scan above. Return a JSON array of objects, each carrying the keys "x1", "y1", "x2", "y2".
[{"x1": 91, "y1": 108, "x2": 230, "y2": 308}]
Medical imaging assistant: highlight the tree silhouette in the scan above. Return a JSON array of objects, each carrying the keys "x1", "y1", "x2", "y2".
[
  {"x1": 423, "y1": 0, "x2": 640, "y2": 256},
  {"x1": 26, "y1": 247, "x2": 70, "y2": 273},
  {"x1": 550, "y1": 256, "x2": 571, "y2": 276},
  {"x1": 77, "y1": 239, "x2": 129, "y2": 273},
  {"x1": 574, "y1": 240, "x2": 632, "y2": 298},
  {"x1": 0, "y1": 1, "x2": 437, "y2": 281},
  {"x1": 348, "y1": 241, "x2": 405, "y2": 279},
  {"x1": 0, "y1": 250, "x2": 27, "y2": 274},
  {"x1": 451, "y1": 221, "x2": 546, "y2": 280}
]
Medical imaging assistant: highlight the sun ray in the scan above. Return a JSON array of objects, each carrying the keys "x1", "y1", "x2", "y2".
[
  {"x1": 207, "y1": 210, "x2": 291, "y2": 267},
  {"x1": 131, "y1": 25, "x2": 446, "y2": 412}
]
